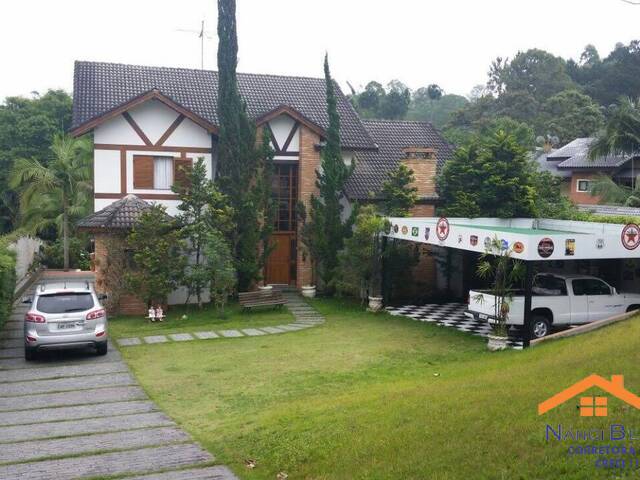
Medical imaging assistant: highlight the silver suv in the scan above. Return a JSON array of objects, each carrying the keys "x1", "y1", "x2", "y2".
[{"x1": 23, "y1": 282, "x2": 108, "y2": 360}]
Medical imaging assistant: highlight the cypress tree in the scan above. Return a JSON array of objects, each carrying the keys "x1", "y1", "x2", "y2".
[
  {"x1": 302, "y1": 54, "x2": 354, "y2": 290},
  {"x1": 216, "y1": 0, "x2": 273, "y2": 290}
]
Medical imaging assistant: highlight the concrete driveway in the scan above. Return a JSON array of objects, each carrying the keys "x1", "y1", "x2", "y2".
[{"x1": 0, "y1": 281, "x2": 237, "y2": 480}]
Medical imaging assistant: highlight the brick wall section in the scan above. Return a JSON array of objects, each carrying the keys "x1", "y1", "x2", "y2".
[
  {"x1": 401, "y1": 157, "x2": 437, "y2": 199},
  {"x1": 568, "y1": 173, "x2": 602, "y2": 205},
  {"x1": 94, "y1": 234, "x2": 147, "y2": 316},
  {"x1": 409, "y1": 204, "x2": 435, "y2": 217},
  {"x1": 296, "y1": 125, "x2": 322, "y2": 288}
]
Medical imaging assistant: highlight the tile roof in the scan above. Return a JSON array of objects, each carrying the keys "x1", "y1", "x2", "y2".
[
  {"x1": 532, "y1": 149, "x2": 572, "y2": 178},
  {"x1": 547, "y1": 137, "x2": 629, "y2": 169},
  {"x1": 546, "y1": 138, "x2": 593, "y2": 160},
  {"x1": 346, "y1": 119, "x2": 454, "y2": 199},
  {"x1": 71, "y1": 61, "x2": 375, "y2": 150},
  {"x1": 77, "y1": 194, "x2": 159, "y2": 230}
]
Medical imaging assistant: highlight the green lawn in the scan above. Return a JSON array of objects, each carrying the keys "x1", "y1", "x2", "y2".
[
  {"x1": 108, "y1": 302, "x2": 293, "y2": 338},
  {"x1": 118, "y1": 298, "x2": 640, "y2": 479}
]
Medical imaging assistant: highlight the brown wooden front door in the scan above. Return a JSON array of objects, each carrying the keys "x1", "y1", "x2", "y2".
[{"x1": 266, "y1": 164, "x2": 298, "y2": 285}]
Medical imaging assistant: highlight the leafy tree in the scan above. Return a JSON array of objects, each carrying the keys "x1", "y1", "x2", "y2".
[
  {"x1": 334, "y1": 205, "x2": 387, "y2": 302},
  {"x1": 126, "y1": 205, "x2": 186, "y2": 308},
  {"x1": 380, "y1": 81, "x2": 411, "y2": 119},
  {"x1": 172, "y1": 157, "x2": 232, "y2": 307},
  {"x1": 498, "y1": 49, "x2": 575, "y2": 102},
  {"x1": 539, "y1": 90, "x2": 604, "y2": 143},
  {"x1": 438, "y1": 130, "x2": 537, "y2": 218},
  {"x1": 380, "y1": 163, "x2": 417, "y2": 217},
  {"x1": 590, "y1": 175, "x2": 640, "y2": 207},
  {"x1": 301, "y1": 54, "x2": 354, "y2": 290},
  {"x1": 589, "y1": 96, "x2": 640, "y2": 191},
  {"x1": 216, "y1": 0, "x2": 274, "y2": 290},
  {"x1": 9, "y1": 134, "x2": 92, "y2": 269},
  {"x1": 568, "y1": 41, "x2": 640, "y2": 106},
  {"x1": 408, "y1": 91, "x2": 468, "y2": 127},
  {"x1": 0, "y1": 90, "x2": 72, "y2": 233},
  {"x1": 204, "y1": 231, "x2": 237, "y2": 317},
  {"x1": 357, "y1": 81, "x2": 385, "y2": 113}
]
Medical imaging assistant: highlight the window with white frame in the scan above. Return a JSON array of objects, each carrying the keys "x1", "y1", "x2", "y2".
[
  {"x1": 153, "y1": 157, "x2": 174, "y2": 190},
  {"x1": 576, "y1": 179, "x2": 591, "y2": 193}
]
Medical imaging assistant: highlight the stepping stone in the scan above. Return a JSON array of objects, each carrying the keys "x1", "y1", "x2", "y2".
[
  {"x1": 0, "y1": 361, "x2": 128, "y2": 383},
  {"x1": 0, "y1": 338, "x2": 22, "y2": 349},
  {"x1": 219, "y1": 330, "x2": 243, "y2": 338},
  {"x1": 194, "y1": 331, "x2": 219, "y2": 340},
  {"x1": 168, "y1": 333, "x2": 194, "y2": 342},
  {"x1": 0, "y1": 426, "x2": 189, "y2": 465},
  {"x1": 0, "y1": 386, "x2": 147, "y2": 412},
  {"x1": 241, "y1": 328, "x2": 267, "y2": 336},
  {"x1": 0, "y1": 442, "x2": 212, "y2": 480},
  {"x1": 0, "y1": 330, "x2": 22, "y2": 339},
  {"x1": 276, "y1": 325, "x2": 301, "y2": 331},
  {"x1": 0, "y1": 411, "x2": 173, "y2": 443},
  {"x1": 0, "y1": 400, "x2": 156, "y2": 426},
  {"x1": 118, "y1": 337, "x2": 142, "y2": 346},
  {"x1": 261, "y1": 326, "x2": 286, "y2": 334},
  {"x1": 0, "y1": 372, "x2": 135, "y2": 397},
  {"x1": 0, "y1": 348, "x2": 24, "y2": 359},
  {"x1": 144, "y1": 335, "x2": 168, "y2": 344},
  {"x1": 124, "y1": 465, "x2": 239, "y2": 480}
]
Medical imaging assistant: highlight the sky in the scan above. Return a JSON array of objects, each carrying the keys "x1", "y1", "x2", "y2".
[{"x1": 1, "y1": 0, "x2": 639, "y2": 101}]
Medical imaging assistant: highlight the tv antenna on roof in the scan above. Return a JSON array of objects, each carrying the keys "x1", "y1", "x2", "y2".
[{"x1": 175, "y1": 20, "x2": 214, "y2": 69}]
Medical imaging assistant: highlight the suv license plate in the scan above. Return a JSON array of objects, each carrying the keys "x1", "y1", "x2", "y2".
[
  {"x1": 58, "y1": 322, "x2": 77, "y2": 329},
  {"x1": 479, "y1": 313, "x2": 488, "y2": 320}
]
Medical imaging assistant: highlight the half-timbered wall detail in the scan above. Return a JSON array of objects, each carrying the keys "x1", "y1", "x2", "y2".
[
  {"x1": 93, "y1": 99, "x2": 212, "y2": 215},
  {"x1": 266, "y1": 114, "x2": 300, "y2": 159}
]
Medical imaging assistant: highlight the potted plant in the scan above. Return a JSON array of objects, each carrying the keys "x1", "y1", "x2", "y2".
[{"x1": 474, "y1": 235, "x2": 524, "y2": 351}]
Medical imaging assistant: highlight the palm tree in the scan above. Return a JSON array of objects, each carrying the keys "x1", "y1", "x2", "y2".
[
  {"x1": 10, "y1": 134, "x2": 92, "y2": 270},
  {"x1": 589, "y1": 97, "x2": 640, "y2": 198}
]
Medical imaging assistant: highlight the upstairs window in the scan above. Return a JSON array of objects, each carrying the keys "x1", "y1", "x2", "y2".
[{"x1": 133, "y1": 155, "x2": 192, "y2": 191}]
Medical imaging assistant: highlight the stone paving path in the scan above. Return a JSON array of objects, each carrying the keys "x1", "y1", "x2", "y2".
[
  {"x1": 0, "y1": 283, "x2": 238, "y2": 479},
  {"x1": 116, "y1": 292, "x2": 325, "y2": 348}
]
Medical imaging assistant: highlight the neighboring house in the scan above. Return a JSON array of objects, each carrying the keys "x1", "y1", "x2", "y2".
[
  {"x1": 72, "y1": 61, "x2": 452, "y2": 309},
  {"x1": 536, "y1": 137, "x2": 639, "y2": 206}
]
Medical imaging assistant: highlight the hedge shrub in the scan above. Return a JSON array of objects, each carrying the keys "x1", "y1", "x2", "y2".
[{"x1": 0, "y1": 236, "x2": 17, "y2": 330}]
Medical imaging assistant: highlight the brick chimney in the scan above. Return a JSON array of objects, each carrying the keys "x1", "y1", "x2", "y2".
[{"x1": 400, "y1": 146, "x2": 437, "y2": 199}]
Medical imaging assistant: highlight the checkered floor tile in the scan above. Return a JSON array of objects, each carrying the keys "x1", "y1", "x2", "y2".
[{"x1": 386, "y1": 303, "x2": 524, "y2": 349}]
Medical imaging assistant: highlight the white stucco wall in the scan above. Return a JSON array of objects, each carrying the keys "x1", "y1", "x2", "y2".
[
  {"x1": 94, "y1": 149, "x2": 121, "y2": 194},
  {"x1": 268, "y1": 114, "x2": 299, "y2": 152},
  {"x1": 128, "y1": 100, "x2": 181, "y2": 145},
  {"x1": 164, "y1": 117, "x2": 211, "y2": 148},
  {"x1": 94, "y1": 114, "x2": 145, "y2": 145}
]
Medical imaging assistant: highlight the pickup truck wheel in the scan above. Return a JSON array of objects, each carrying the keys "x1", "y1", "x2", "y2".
[{"x1": 531, "y1": 316, "x2": 550, "y2": 339}]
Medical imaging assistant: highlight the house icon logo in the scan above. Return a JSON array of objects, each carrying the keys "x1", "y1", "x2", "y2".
[{"x1": 538, "y1": 375, "x2": 640, "y2": 416}]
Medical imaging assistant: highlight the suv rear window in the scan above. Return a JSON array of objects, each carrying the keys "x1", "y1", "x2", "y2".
[{"x1": 37, "y1": 293, "x2": 94, "y2": 314}]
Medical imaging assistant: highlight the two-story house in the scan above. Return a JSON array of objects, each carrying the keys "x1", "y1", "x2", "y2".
[{"x1": 73, "y1": 61, "x2": 453, "y2": 312}]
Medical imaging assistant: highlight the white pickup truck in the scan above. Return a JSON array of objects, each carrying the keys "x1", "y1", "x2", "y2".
[{"x1": 467, "y1": 274, "x2": 640, "y2": 338}]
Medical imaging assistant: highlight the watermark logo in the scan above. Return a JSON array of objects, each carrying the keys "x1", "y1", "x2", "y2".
[{"x1": 539, "y1": 375, "x2": 640, "y2": 416}]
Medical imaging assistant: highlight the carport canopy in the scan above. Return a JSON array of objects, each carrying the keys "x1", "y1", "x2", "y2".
[
  {"x1": 383, "y1": 217, "x2": 640, "y2": 347},
  {"x1": 384, "y1": 217, "x2": 640, "y2": 261}
]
